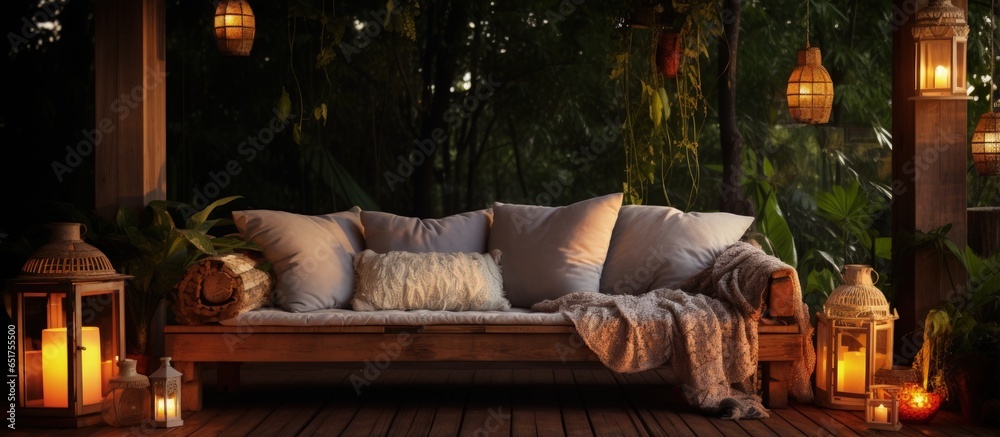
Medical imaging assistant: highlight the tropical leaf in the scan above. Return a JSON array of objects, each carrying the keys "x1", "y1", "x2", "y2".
[
  {"x1": 277, "y1": 87, "x2": 292, "y2": 122},
  {"x1": 756, "y1": 193, "x2": 798, "y2": 267}
]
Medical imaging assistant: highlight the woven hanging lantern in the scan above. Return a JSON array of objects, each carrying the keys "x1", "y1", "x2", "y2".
[
  {"x1": 787, "y1": 47, "x2": 834, "y2": 124},
  {"x1": 972, "y1": 112, "x2": 1000, "y2": 175},
  {"x1": 214, "y1": 0, "x2": 255, "y2": 56}
]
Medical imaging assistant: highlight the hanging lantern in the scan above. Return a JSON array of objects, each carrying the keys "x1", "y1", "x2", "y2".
[
  {"x1": 972, "y1": 112, "x2": 1000, "y2": 175},
  {"x1": 214, "y1": 0, "x2": 256, "y2": 56},
  {"x1": 6, "y1": 223, "x2": 130, "y2": 427},
  {"x1": 655, "y1": 31, "x2": 682, "y2": 78},
  {"x1": 786, "y1": 47, "x2": 834, "y2": 124},
  {"x1": 912, "y1": 0, "x2": 968, "y2": 96},
  {"x1": 101, "y1": 359, "x2": 151, "y2": 427},
  {"x1": 815, "y1": 265, "x2": 898, "y2": 410},
  {"x1": 865, "y1": 385, "x2": 903, "y2": 431},
  {"x1": 150, "y1": 357, "x2": 184, "y2": 428}
]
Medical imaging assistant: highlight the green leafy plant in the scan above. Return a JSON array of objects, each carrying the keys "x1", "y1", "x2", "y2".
[{"x1": 96, "y1": 196, "x2": 259, "y2": 355}]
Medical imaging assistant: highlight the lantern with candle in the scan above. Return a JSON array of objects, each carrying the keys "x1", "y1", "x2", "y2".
[
  {"x1": 866, "y1": 385, "x2": 902, "y2": 431},
  {"x1": 815, "y1": 264, "x2": 898, "y2": 410},
  {"x1": 5, "y1": 223, "x2": 130, "y2": 427},
  {"x1": 150, "y1": 356, "x2": 183, "y2": 428},
  {"x1": 912, "y1": 0, "x2": 968, "y2": 97}
]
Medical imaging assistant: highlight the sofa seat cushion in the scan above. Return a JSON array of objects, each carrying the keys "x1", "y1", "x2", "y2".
[{"x1": 218, "y1": 307, "x2": 569, "y2": 326}]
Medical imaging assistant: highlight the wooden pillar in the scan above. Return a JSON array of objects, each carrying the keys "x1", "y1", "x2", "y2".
[
  {"x1": 94, "y1": 0, "x2": 167, "y2": 217},
  {"x1": 891, "y1": 0, "x2": 968, "y2": 363}
]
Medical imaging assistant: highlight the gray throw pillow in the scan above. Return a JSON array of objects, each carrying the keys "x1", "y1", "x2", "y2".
[
  {"x1": 361, "y1": 209, "x2": 492, "y2": 253},
  {"x1": 488, "y1": 193, "x2": 623, "y2": 308},
  {"x1": 600, "y1": 205, "x2": 754, "y2": 295},
  {"x1": 233, "y1": 207, "x2": 364, "y2": 312}
]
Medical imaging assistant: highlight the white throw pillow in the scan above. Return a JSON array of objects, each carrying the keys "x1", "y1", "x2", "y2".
[
  {"x1": 488, "y1": 193, "x2": 623, "y2": 308},
  {"x1": 233, "y1": 207, "x2": 365, "y2": 312},
  {"x1": 351, "y1": 249, "x2": 510, "y2": 311},
  {"x1": 600, "y1": 205, "x2": 754, "y2": 295},
  {"x1": 361, "y1": 209, "x2": 492, "y2": 253}
]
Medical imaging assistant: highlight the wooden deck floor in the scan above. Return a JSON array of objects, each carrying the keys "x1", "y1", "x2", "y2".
[{"x1": 10, "y1": 363, "x2": 999, "y2": 437}]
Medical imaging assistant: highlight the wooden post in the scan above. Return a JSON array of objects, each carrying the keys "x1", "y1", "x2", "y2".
[
  {"x1": 94, "y1": 0, "x2": 167, "y2": 217},
  {"x1": 891, "y1": 0, "x2": 968, "y2": 363},
  {"x1": 968, "y1": 207, "x2": 1000, "y2": 257}
]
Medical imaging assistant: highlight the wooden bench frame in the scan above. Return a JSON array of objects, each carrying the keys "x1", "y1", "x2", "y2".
[{"x1": 165, "y1": 272, "x2": 805, "y2": 411}]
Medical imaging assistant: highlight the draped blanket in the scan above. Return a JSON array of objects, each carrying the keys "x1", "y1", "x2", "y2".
[{"x1": 530, "y1": 242, "x2": 815, "y2": 420}]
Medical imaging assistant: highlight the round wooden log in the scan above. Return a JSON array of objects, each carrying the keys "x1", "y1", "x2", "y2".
[
  {"x1": 172, "y1": 253, "x2": 273, "y2": 325},
  {"x1": 968, "y1": 207, "x2": 1000, "y2": 257}
]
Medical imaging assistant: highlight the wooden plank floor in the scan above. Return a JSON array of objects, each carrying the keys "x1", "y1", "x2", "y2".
[{"x1": 9, "y1": 363, "x2": 998, "y2": 436}]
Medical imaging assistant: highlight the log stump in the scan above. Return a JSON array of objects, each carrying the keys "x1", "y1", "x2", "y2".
[{"x1": 173, "y1": 253, "x2": 272, "y2": 324}]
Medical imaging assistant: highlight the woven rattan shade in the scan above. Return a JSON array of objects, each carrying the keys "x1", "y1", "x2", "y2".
[
  {"x1": 214, "y1": 0, "x2": 255, "y2": 56},
  {"x1": 20, "y1": 223, "x2": 117, "y2": 278},
  {"x1": 786, "y1": 47, "x2": 834, "y2": 124},
  {"x1": 972, "y1": 111, "x2": 1000, "y2": 176},
  {"x1": 823, "y1": 265, "x2": 893, "y2": 320}
]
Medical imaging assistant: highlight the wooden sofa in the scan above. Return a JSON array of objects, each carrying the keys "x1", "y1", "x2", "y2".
[{"x1": 164, "y1": 270, "x2": 805, "y2": 412}]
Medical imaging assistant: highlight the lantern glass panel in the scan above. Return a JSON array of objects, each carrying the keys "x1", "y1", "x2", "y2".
[
  {"x1": 919, "y1": 39, "x2": 952, "y2": 92},
  {"x1": 874, "y1": 323, "x2": 892, "y2": 372},
  {"x1": 955, "y1": 40, "x2": 967, "y2": 89},
  {"x1": 836, "y1": 328, "x2": 868, "y2": 395},
  {"x1": 81, "y1": 290, "x2": 120, "y2": 398},
  {"x1": 18, "y1": 293, "x2": 67, "y2": 407}
]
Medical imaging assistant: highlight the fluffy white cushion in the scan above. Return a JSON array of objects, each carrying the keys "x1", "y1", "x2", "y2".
[
  {"x1": 600, "y1": 205, "x2": 754, "y2": 295},
  {"x1": 351, "y1": 249, "x2": 510, "y2": 311},
  {"x1": 488, "y1": 193, "x2": 623, "y2": 308},
  {"x1": 361, "y1": 210, "x2": 492, "y2": 253},
  {"x1": 233, "y1": 207, "x2": 364, "y2": 312}
]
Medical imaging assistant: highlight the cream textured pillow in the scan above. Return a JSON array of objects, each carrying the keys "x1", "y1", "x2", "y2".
[
  {"x1": 488, "y1": 193, "x2": 623, "y2": 308},
  {"x1": 233, "y1": 207, "x2": 364, "y2": 312},
  {"x1": 351, "y1": 249, "x2": 510, "y2": 311},
  {"x1": 361, "y1": 209, "x2": 492, "y2": 253},
  {"x1": 600, "y1": 205, "x2": 754, "y2": 295}
]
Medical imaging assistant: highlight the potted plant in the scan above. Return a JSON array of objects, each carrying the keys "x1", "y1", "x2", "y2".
[
  {"x1": 92, "y1": 196, "x2": 259, "y2": 370},
  {"x1": 910, "y1": 225, "x2": 1000, "y2": 424}
]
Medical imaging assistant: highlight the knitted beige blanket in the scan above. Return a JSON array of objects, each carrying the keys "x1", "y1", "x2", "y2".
[{"x1": 531, "y1": 242, "x2": 815, "y2": 420}]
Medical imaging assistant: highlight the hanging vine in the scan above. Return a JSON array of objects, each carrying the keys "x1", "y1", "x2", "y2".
[{"x1": 615, "y1": 0, "x2": 721, "y2": 207}]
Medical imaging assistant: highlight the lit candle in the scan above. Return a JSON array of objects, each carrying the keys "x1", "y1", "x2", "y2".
[
  {"x1": 101, "y1": 359, "x2": 113, "y2": 396},
  {"x1": 156, "y1": 395, "x2": 177, "y2": 419},
  {"x1": 837, "y1": 349, "x2": 867, "y2": 393},
  {"x1": 41, "y1": 327, "x2": 101, "y2": 407},
  {"x1": 934, "y1": 65, "x2": 949, "y2": 89},
  {"x1": 874, "y1": 403, "x2": 888, "y2": 423}
]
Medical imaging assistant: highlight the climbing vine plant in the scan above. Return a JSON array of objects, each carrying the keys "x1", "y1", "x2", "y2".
[{"x1": 614, "y1": 0, "x2": 721, "y2": 207}]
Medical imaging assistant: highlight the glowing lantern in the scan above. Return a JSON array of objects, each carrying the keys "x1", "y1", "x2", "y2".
[
  {"x1": 215, "y1": 0, "x2": 255, "y2": 56},
  {"x1": 865, "y1": 385, "x2": 902, "y2": 431},
  {"x1": 6, "y1": 223, "x2": 129, "y2": 427},
  {"x1": 912, "y1": 0, "x2": 968, "y2": 96},
  {"x1": 150, "y1": 357, "x2": 183, "y2": 428},
  {"x1": 815, "y1": 265, "x2": 897, "y2": 410},
  {"x1": 898, "y1": 382, "x2": 943, "y2": 423}
]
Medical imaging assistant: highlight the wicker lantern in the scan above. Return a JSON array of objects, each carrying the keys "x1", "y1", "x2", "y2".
[
  {"x1": 6, "y1": 223, "x2": 130, "y2": 427},
  {"x1": 972, "y1": 112, "x2": 1000, "y2": 175},
  {"x1": 912, "y1": 0, "x2": 968, "y2": 96},
  {"x1": 150, "y1": 356, "x2": 183, "y2": 428},
  {"x1": 815, "y1": 264, "x2": 898, "y2": 410},
  {"x1": 786, "y1": 47, "x2": 834, "y2": 124},
  {"x1": 214, "y1": 0, "x2": 255, "y2": 56}
]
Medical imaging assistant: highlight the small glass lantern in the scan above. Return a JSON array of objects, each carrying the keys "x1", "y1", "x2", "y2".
[
  {"x1": 5, "y1": 223, "x2": 130, "y2": 428},
  {"x1": 101, "y1": 359, "x2": 151, "y2": 427},
  {"x1": 150, "y1": 356, "x2": 183, "y2": 428},
  {"x1": 866, "y1": 385, "x2": 902, "y2": 431},
  {"x1": 912, "y1": 0, "x2": 968, "y2": 96},
  {"x1": 816, "y1": 265, "x2": 898, "y2": 410}
]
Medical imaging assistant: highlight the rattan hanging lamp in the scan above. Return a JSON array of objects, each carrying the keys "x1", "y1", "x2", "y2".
[
  {"x1": 786, "y1": 0, "x2": 834, "y2": 124},
  {"x1": 971, "y1": 0, "x2": 1000, "y2": 175}
]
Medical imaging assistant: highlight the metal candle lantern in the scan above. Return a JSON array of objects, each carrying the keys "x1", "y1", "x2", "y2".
[
  {"x1": 815, "y1": 265, "x2": 898, "y2": 410},
  {"x1": 6, "y1": 223, "x2": 130, "y2": 428},
  {"x1": 912, "y1": 0, "x2": 968, "y2": 97},
  {"x1": 150, "y1": 356, "x2": 183, "y2": 428}
]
